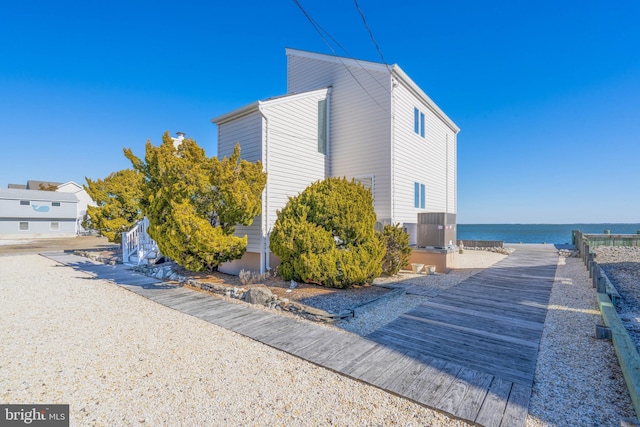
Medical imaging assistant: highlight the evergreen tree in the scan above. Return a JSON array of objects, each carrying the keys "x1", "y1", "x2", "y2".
[
  {"x1": 270, "y1": 177, "x2": 385, "y2": 288},
  {"x1": 379, "y1": 223, "x2": 412, "y2": 275},
  {"x1": 83, "y1": 169, "x2": 144, "y2": 243},
  {"x1": 124, "y1": 132, "x2": 266, "y2": 272}
]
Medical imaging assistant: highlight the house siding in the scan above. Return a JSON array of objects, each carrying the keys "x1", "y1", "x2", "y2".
[
  {"x1": 215, "y1": 90, "x2": 329, "y2": 259},
  {"x1": 0, "y1": 189, "x2": 78, "y2": 238},
  {"x1": 216, "y1": 110, "x2": 264, "y2": 252},
  {"x1": 287, "y1": 52, "x2": 392, "y2": 222},
  {"x1": 391, "y1": 77, "x2": 457, "y2": 227},
  {"x1": 261, "y1": 89, "x2": 329, "y2": 232}
]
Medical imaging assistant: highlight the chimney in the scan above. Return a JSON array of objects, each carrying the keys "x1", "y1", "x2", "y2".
[{"x1": 172, "y1": 132, "x2": 186, "y2": 149}]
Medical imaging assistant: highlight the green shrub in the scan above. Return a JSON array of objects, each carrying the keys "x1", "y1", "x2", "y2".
[
  {"x1": 125, "y1": 132, "x2": 266, "y2": 272},
  {"x1": 270, "y1": 177, "x2": 385, "y2": 288},
  {"x1": 379, "y1": 224, "x2": 412, "y2": 275}
]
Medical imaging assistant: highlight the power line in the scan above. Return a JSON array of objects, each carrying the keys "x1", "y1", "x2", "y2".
[
  {"x1": 291, "y1": 0, "x2": 389, "y2": 112},
  {"x1": 353, "y1": 0, "x2": 390, "y2": 72}
]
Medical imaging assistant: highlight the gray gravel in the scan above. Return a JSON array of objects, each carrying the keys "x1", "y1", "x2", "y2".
[
  {"x1": 594, "y1": 246, "x2": 640, "y2": 354},
  {"x1": 2, "y1": 249, "x2": 636, "y2": 426},
  {"x1": 0, "y1": 254, "x2": 472, "y2": 426},
  {"x1": 526, "y1": 253, "x2": 635, "y2": 426}
]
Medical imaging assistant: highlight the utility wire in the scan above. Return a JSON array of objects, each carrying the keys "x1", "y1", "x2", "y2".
[
  {"x1": 353, "y1": 0, "x2": 391, "y2": 72},
  {"x1": 291, "y1": 0, "x2": 389, "y2": 111}
]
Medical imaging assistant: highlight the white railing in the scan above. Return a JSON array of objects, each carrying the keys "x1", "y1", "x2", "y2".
[{"x1": 121, "y1": 217, "x2": 159, "y2": 265}]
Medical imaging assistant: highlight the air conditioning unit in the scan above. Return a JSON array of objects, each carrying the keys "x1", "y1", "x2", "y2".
[{"x1": 417, "y1": 213, "x2": 457, "y2": 248}]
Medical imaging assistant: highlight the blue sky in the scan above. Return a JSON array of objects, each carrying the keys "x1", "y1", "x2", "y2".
[{"x1": 1, "y1": 0, "x2": 639, "y2": 224}]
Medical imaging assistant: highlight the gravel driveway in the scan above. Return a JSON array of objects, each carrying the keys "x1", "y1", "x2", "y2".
[
  {"x1": 1, "y1": 248, "x2": 636, "y2": 426},
  {"x1": 0, "y1": 254, "x2": 471, "y2": 426}
]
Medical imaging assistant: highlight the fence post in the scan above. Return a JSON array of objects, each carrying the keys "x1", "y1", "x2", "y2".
[{"x1": 121, "y1": 232, "x2": 128, "y2": 263}]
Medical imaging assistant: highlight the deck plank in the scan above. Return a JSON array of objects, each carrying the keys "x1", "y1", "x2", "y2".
[{"x1": 475, "y1": 378, "x2": 513, "y2": 427}]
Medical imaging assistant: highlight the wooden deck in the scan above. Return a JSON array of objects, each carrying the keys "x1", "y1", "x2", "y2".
[{"x1": 42, "y1": 244, "x2": 558, "y2": 427}]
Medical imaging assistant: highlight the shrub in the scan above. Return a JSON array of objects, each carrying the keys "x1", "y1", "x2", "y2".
[
  {"x1": 270, "y1": 177, "x2": 385, "y2": 288},
  {"x1": 379, "y1": 224, "x2": 412, "y2": 275},
  {"x1": 83, "y1": 169, "x2": 144, "y2": 243},
  {"x1": 125, "y1": 132, "x2": 266, "y2": 272}
]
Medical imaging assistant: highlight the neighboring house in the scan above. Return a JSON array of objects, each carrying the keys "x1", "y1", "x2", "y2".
[
  {"x1": 56, "y1": 181, "x2": 96, "y2": 233},
  {"x1": 212, "y1": 48, "x2": 460, "y2": 274},
  {"x1": 5, "y1": 180, "x2": 95, "y2": 234},
  {"x1": 0, "y1": 188, "x2": 79, "y2": 238}
]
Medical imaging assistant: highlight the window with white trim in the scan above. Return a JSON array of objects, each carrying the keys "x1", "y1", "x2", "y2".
[
  {"x1": 52, "y1": 202, "x2": 61, "y2": 207},
  {"x1": 20, "y1": 200, "x2": 30, "y2": 206},
  {"x1": 413, "y1": 107, "x2": 425, "y2": 138},
  {"x1": 318, "y1": 99, "x2": 327, "y2": 154},
  {"x1": 414, "y1": 182, "x2": 425, "y2": 209},
  {"x1": 51, "y1": 222, "x2": 59, "y2": 230},
  {"x1": 19, "y1": 222, "x2": 29, "y2": 231}
]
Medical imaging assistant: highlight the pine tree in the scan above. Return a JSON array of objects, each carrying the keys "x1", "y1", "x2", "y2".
[
  {"x1": 270, "y1": 177, "x2": 385, "y2": 288},
  {"x1": 83, "y1": 169, "x2": 144, "y2": 243},
  {"x1": 124, "y1": 132, "x2": 266, "y2": 272}
]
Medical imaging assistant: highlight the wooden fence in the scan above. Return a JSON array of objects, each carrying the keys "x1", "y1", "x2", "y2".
[
  {"x1": 573, "y1": 229, "x2": 640, "y2": 248},
  {"x1": 575, "y1": 230, "x2": 640, "y2": 418}
]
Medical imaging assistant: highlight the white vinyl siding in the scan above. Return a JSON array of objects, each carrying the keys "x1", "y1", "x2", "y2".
[
  {"x1": 217, "y1": 110, "x2": 263, "y2": 161},
  {"x1": 392, "y1": 79, "x2": 457, "y2": 224},
  {"x1": 287, "y1": 52, "x2": 392, "y2": 221},
  {"x1": 216, "y1": 110, "x2": 264, "y2": 252},
  {"x1": 260, "y1": 89, "x2": 329, "y2": 232},
  {"x1": 215, "y1": 90, "x2": 329, "y2": 254}
]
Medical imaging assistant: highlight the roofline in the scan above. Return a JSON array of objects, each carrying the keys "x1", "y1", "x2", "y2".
[
  {"x1": 57, "y1": 181, "x2": 82, "y2": 190},
  {"x1": 211, "y1": 88, "x2": 330, "y2": 125},
  {"x1": 285, "y1": 48, "x2": 390, "y2": 74},
  {"x1": 286, "y1": 48, "x2": 460, "y2": 134},
  {"x1": 391, "y1": 65, "x2": 460, "y2": 133},
  {"x1": 211, "y1": 101, "x2": 260, "y2": 125},
  {"x1": 0, "y1": 188, "x2": 79, "y2": 202}
]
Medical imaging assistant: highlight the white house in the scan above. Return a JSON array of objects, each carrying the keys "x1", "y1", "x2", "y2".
[
  {"x1": 0, "y1": 188, "x2": 79, "y2": 238},
  {"x1": 56, "y1": 181, "x2": 96, "y2": 233},
  {"x1": 212, "y1": 48, "x2": 459, "y2": 274}
]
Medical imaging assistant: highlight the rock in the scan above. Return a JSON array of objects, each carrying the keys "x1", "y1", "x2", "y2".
[{"x1": 243, "y1": 287, "x2": 274, "y2": 306}]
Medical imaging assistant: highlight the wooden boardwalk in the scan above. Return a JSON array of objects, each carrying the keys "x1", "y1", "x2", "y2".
[{"x1": 43, "y1": 244, "x2": 558, "y2": 427}]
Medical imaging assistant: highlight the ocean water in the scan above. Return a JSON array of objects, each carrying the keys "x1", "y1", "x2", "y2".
[{"x1": 457, "y1": 224, "x2": 640, "y2": 244}]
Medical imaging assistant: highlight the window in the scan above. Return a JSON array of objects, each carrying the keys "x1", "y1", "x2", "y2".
[
  {"x1": 19, "y1": 222, "x2": 29, "y2": 231},
  {"x1": 414, "y1": 182, "x2": 425, "y2": 209},
  {"x1": 52, "y1": 202, "x2": 61, "y2": 207},
  {"x1": 414, "y1": 107, "x2": 425, "y2": 138},
  {"x1": 20, "y1": 200, "x2": 30, "y2": 206},
  {"x1": 51, "y1": 222, "x2": 59, "y2": 230},
  {"x1": 317, "y1": 99, "x2": 327, "y2": 154}
]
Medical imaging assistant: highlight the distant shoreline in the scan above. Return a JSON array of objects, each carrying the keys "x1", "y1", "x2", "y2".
[{"x1": 457, "y1": 223, "x2": 640, "y2": 244}]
